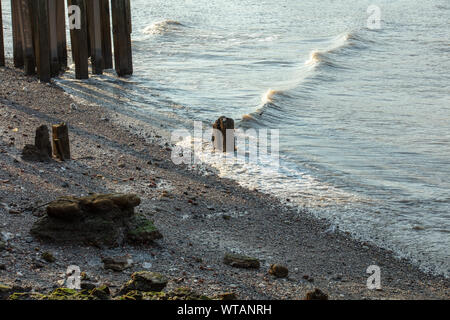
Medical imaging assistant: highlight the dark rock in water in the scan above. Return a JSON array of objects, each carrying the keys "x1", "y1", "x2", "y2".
[
  {"x1": 212, "y1": 116, "x2": 235, "y2": 152},
  {"x1": 102, "y1": 256, "x2": 132, "y2": 272},
  {"x1": 223, "y1": 253, "x2": 260, "y2": 269},
  {"x1": 30, "y1": 194, "x2": 162, "y2": 247},
  {"x1": 268, "y1": 264, "x2": 289, "y2": 278},
  {"x1": 118, "y1": 271, "x2": 168, "y2": 295},
  {"x1": 21, "y1": 125, "x2": 52, "y2": 162},
  {"x1": 305, "y1": 288, "x2": 328, "y2": 300}
]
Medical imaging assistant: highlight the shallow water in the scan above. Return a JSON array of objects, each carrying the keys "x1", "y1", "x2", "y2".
[{"x1": 2, "y1": 0, "x2": 449, "y2": 276}]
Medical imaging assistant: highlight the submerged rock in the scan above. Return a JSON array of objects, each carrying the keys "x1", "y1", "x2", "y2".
[
  {"x1": 268, "y1": 264, "x2": 289, "y2": 278},
  {"x1": 223, "y1": 253, "x2": 260, "y2": 269},
  {"x1": 30, "y1": 194, "x2": 161, "y2": 247}
]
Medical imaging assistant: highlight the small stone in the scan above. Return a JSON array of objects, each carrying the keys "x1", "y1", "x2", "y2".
[
  {"x1": 217, "y1": 292, "x2": 238, "y2": 300},
  {"x1": 9, "y1": 209, "x2": 21, "y2": 215},
  {"x1": 305, "y1": 289, "x2": 328, "y2": 300},
  {"x1": 80, "y1": 282, "x2": 97, "y2": 291},
  {"x1": 118, "y1": 271, "x2": 168, "y2": 295},
  {"x1": 268, "y1": 264, "x2": 289, "y2": 278},
  {"x1": 223, "y1": 253, "x2": 260, "y2": 269},
  {"x1": 42, "y1": 252, "x2": 56, "y2": 263},
  {"x1": 102, "y1": 256, "x2": 132, "y2": 272}
]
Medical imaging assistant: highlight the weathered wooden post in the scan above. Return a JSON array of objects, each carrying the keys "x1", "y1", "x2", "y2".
[
  {"x1": 68, "y1": 0, "x2": 89, "y2": 79},
  {"x1": 11, "y1": 0, "x2": 24, "y2": 68},
  {"x1": 100, "y1": 0, "x2": 112, "y2": 69},
  {"x1": 52, "y1": 123, "x2": 71, "y2": 161},
  {"x1": 111, "y1": 0, "x2": 133, "y2": 77},
  {"x1": 19, "y1": 0, "x2": 36, "y2": 75},
  {"x1": 87, "y1": 0, "x2": 103, "y2": 74},
  {"x1": 48, "y1": 0, "x2": 60, "y2": 76},
  {"x1": 212, "y1": 116, "x2": 235, "y2": 153},
  {"x1": 0, "y1": 0, "x2": 5, "y2": 67},
  {"x1": 34, "y1": 0, "x2": 51, "y2": 82},
  {"x1": 56, "y1": 0, "x2": 67, "y2": 70}
]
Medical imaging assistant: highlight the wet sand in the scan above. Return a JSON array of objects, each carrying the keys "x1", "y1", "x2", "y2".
[{"x1": 0, "y1": 62, "x2": 448, "y2": 300}]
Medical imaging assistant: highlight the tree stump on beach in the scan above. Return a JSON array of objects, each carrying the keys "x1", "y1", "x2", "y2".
[
  {"x1": 212, "y1": 116, "x2": 235, "y2": 153},
  {"x1": 52, "y1": 123, "x2": 71, "y2": 161}
]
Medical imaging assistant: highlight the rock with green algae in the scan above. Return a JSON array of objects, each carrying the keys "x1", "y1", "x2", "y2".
[
  {"x1": 118, "y1": 271, "x2": 168, "y2": 295},
  {"x1": 116, "y1": 287, "x2": 212, "y2": 301},
  {"x1": 30, "y1": 194, "x2": 162, "y2": 247},
  {"x1": 223, "y1": 253, "x2": 260, "y2": 269},
  {"x1": 126, "y1": 214, "x2": 163, "y2": 244},
  {"x1": 8, "y1": 287, "x2": 112, "y2": 301}
]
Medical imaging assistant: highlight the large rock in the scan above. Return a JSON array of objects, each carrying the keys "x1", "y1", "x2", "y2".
[
  {"x1": 223, "y1": 253, "x2": 260, "y2": 269},
  {"x1": 30, "y1": 194, "x2": 162, "y2": 247},
  {"x1": 118, "y1": 271, "x2": 168, "y2": 295}
]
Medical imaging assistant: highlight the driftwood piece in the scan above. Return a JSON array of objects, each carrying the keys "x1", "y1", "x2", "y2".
[
  {"x1": 212, "y1": 116, "x2": 235, "y2": 153},
  {"x1": 52, "y1": 123, "x2": 71, "y2": 161}
]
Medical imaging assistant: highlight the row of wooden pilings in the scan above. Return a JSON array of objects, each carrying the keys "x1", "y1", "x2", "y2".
[{"x1": 0, "y1": 0, "x2": 132, "y2": 82}]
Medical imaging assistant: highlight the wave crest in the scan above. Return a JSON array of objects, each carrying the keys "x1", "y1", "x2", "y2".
[{"x1": 143, "y1": 20, "x2": 184, "y2": 35}]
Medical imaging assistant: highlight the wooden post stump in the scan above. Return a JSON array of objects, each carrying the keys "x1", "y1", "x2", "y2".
[
  {"x1": 56, "y1": 0, "x2": 68, "y2": 70},
  {"x1": 52, "y1": 123, "x2": 71, "y2": 161},
  {"x1": 111, "y1": 0, "x2": 133, "y2": 77},
  {"x1": 100, "y1": 0, "x2": 113, "y2": 69},
  {"x1": 212, "y1": 116, "x2": 235, "y2": 153},
  {"x1": 87, "y1": 0, "x2": 103, "y2": 74},
  {"x1": 0, "y1": 0, "x2": 5, "y2": 67},
  {"x1": 68, "y1": 0, "x2": 89, "y2": 79},
  {"x1": 11, "y1": 0, "x2": 24, "y2": 68},
  {"x1": 19, "y1": 0, "x2": 36, "y2": 75}
]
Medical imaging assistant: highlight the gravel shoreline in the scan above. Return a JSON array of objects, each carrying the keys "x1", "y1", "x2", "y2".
[{"x1": 0, "y1": 62, "x2": 448, "y2": 300}]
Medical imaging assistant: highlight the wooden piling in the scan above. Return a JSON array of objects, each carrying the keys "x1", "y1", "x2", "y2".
[
  {"x1": 34, "y1": 0, "x2": 51, "y2": 82},
  {"x1": 111, "y1": 0, "x2": 133, "y2": 77},
  {"x1": 0, "y1": 0, "x2": 5, "y2": 67},
  {"x1": 56, "y1": 0, "x2": 67, "y2": 70},
  {"x1": 19, "y1": 0, "x2": 36, "y2": 75},
  {"x1": 68, "y1": 0, "x2": 89, "y2": 79},
  {"x1": 100, "y1": 0, "x2": 112, "y2": 69},
  {"x1": 11, "y1": 0, "x2": 24, "y2": 68},
  {"x1": 87, "y1": 0, "x2": 103, "y2": 74},
  {"x1": 48, "y1": 0, "x2": 60, "y2": 76}
]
